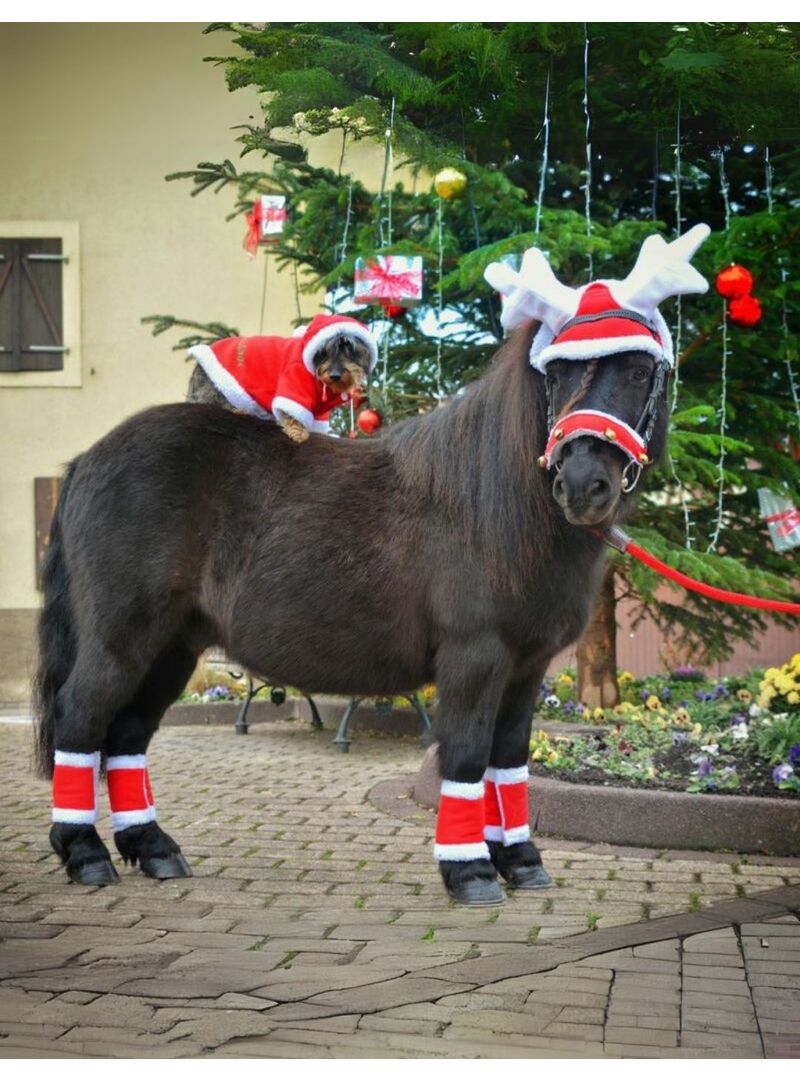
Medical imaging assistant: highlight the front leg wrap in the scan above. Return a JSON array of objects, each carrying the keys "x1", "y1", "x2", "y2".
[
  {"x1": 484, "y1": 765, "x2": 531, "y2": 846},
  {"x1": 433, "y1": 779, "x2": 489, "y2": 862}
]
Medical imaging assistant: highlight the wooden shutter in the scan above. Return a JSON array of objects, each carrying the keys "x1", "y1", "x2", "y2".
[{"x1": 0, "y1": 237, "x2": 65, "y2": 372}]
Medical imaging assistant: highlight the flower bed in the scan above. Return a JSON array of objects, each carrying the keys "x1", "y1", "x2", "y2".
[{"x1": 531, "y1": 656, "x2": 800, "y2": 799}]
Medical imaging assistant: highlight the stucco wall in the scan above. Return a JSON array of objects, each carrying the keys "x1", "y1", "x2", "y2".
[{"x1": 0, "y1": 23, "x2": 394, "y2": 700}]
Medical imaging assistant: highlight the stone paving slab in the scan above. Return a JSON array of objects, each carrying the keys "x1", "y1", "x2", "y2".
[{"x1": 0, "y1": 719, "x2": 799, "y2": 1058}]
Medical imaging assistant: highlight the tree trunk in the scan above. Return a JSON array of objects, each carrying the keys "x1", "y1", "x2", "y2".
[{"x1": 576, "y1": 565, "x2": 620, "y2": 708}]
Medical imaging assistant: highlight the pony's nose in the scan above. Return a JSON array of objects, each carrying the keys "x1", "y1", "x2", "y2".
[{"x1": 553, "y1": 443, "x2": 616, "y2": 524}]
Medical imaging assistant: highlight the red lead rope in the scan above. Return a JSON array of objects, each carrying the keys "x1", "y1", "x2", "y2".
[{"x1": 603, "y1": 526, "x2": 800, "y2": 616}]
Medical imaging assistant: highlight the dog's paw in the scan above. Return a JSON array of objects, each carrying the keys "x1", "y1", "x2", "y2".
[{"x1": 281, "y1": 418, "x2": 311, "y2": 443}]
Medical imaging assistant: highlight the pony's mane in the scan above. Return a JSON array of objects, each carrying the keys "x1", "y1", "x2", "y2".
[{"x1": 388, "y1": 326, "x2": 560, "y2": 591}]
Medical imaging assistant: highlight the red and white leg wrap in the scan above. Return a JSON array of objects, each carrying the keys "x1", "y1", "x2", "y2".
[
  {"x1": 52, "y1": 750, "x2": 100, "y2": 825},
  {"x1": 434, "y1": 779, "x2": 489, "y2": 862},
  {"x1": 106, "y1": 754, "x2": 156, "y2": 832},
  {"x1": 484, "y1": 766, "x2": 530, "y2": 846}
]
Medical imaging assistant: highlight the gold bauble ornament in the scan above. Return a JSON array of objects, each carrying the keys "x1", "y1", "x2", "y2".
[{"x1": 434, "y1": 167, "x2": 468, "y2": 200}]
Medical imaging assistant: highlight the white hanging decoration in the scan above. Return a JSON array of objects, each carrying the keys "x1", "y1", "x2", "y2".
[{"x1": 436, "y1": 196, "x2": 444, "y2": 403}]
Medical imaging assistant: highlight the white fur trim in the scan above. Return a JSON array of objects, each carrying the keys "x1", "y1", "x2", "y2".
[
  {"x1": 291, "y1": 324, "x2": 307, "y2": 338},
  {"x1": 502, "y1": 825, "x2": 531, "y2": 846},
  {"x1": 188, "y1": 344, "x2": 272, "y2": 418},
  {"x1": 440, "y1": 779, "x2": 485, "y2": 801},
  {"x1": 484, "y1": 824, "x2": 504, "y2": 842},
  {"x1": 271, "y1": 396, "x2": 315, "y2": 429},
  {"x1": 434, "y1": 841, "x2": 490, "y2": 862},
  {"x1": 54, "y1": 750, "x2": 99, "y2": 769},
  {"x1": 311, "y1": 418, "x2": 331, "y2": 434},
  {"x1": 485, "y1": 766, "x2": 529, "y2": 786},
  {"x1": 52, "y1": 807, "x2": 98, "y2": 825},
  {"x1": 106, "y1": 754, "x2": 147, "y2": 771},
  {"x1": 301, "y1": 322, "x2": 379, "y2": 374},
  {"x1": 111, "y1": 807, "x2": 157, "y2": 832},
  {"x1": 534, "y1": 333, "x2": 665, "y2": 371}
]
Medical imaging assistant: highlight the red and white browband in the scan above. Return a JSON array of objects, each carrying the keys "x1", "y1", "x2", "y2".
[{"x1": 539, "y1": 409, "x2": 650, "y2": 471}]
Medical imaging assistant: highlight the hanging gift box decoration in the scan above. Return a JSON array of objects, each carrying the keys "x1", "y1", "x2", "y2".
[
  {"x1": 758, "y1": 488, "x2": 800, "y2": 553},
  {"x1": 243, "y1": 195, "x2": 288, "y2": 258},
  {"x1": 353, "y1": 255, "x2": 423, "y2": 308}
]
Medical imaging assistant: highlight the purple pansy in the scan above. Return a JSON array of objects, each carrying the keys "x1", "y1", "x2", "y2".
[
  {"x1": 696, "y1": 756, "x2": 712, "y2": 778},
  {"x1": 772, "y1": 763, "x2": 795, "y2": 784},
  {"x1": 729, "y1": 713, "x2": 748, "y2": 726},
  {"x1": 789, "y1": 744, "x2": 800, "y2": 767}
]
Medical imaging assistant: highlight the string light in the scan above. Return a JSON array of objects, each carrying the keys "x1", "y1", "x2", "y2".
[
  {"x1": 436, "y1": 196, "x2": 444, "y2": 403},
  {"x1": 582, "y1": 24, "x2": 593, "y2": 278},
  {"x1": 707, "y1": 301, "x2": 729, "y2": 553},
  {"x1": 669, "y1": 96, "x2": 694, "y2": 549},
  {"x1": 535, "y1": 64, "x2": 551, "y2": 235}
]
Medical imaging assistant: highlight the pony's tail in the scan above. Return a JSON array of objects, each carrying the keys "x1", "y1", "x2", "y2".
[{"x1": 33, "y1": 458, "x2": 80, "y2": 779}]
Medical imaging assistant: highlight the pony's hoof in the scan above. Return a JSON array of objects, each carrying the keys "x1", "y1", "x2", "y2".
[
  {"x1": 448, "y1": 876, "x2": 505, "y2": 907},
  {"x1": 67, "y1": 859, "x2": 120, "y2": 887},
  {"x1": 504, "y1": 864, "x2": 553, "y2": 890},
  {"x1": 140, "y1": 852, "x2": 193, "y2": 880}
]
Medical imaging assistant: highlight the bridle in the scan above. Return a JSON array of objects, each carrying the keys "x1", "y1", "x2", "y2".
[{"x1": 539, "y1": 309, "x2": 669, "y2": 494}]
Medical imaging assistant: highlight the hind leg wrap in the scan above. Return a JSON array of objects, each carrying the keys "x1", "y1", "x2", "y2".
[
  {"x1": 52, "y1": 750, "x2": 100, "y2": 825},
  {"x1": 50, "y1": 750, "x2": 118, "y2": 885},
  {"x1": 107, "y1": 754, "x2": 156, "y2": 831}
]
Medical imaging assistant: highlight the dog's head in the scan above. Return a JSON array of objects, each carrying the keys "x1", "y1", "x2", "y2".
[{"x1": 313, "y1": 333, "x2": 372, "y2": 395}]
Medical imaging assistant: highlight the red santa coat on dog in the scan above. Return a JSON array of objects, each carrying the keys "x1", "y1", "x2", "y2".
[{"x1": 188, "y1": 314, "x2": 377, "y2": 435}]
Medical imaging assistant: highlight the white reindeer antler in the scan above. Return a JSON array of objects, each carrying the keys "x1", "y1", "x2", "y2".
[
  {"x1": 484, "y1": 247, "x2": 580, "y2": 333},
  {"x1": 612, "y1": 223, "x2": 711, "y2": 315}
]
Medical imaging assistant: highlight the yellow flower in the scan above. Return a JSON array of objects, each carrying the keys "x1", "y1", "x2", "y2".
[
  {"x1": 692, "y1": 723, "x2": 703, "y2": 738},
  {"x1": 736, "y1": 688, "x2": 752, "y2": 704},
  {"x1": 532, "y1": 748, "x2": 543, "y2": 761},
  {"x1": 618, "y1": 671, "x2": 634, "y2": 685},
  {"x1": 546, "y1": 750, "x2": 559, "y2": 764},
  {"x1": 645, "y1": 695, "x2": 662, "y2": 712},
  {"x1": 788, "y1": 691, "x2": 800, "y2": 705},
  {"x1": 557, "y1": 673, "x2": 574, "y2": 687},
  {"x1": 673, "y1": 707, "x2": 691, "y2": 726},
  {"x1": 533, "y1": 730, "x2": 550, "y2": 744},
  {"x1": 593, "y1": 707, "x2": 605, "y2": 720},
  {"x1": 646, "y1": 766, "x2": 657, "y2": 780}
]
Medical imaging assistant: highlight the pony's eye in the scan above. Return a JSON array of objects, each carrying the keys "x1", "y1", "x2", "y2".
[{"x1": 632, "y1": 367, "x2": 649, "y2": 383}]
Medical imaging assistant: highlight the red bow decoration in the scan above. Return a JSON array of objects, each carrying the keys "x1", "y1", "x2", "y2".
[
  {"x1": 354, "y1": 256, "x2": 423, "y2": 304},
  {"x1": 766, "y1": 508, "x2": 800, "y2": 540}
]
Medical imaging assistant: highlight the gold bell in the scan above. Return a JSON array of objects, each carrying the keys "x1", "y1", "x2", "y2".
[
  {"x1": 604, "y1": 428, "x2": 617, "y2": 441},
  {"x1": 639, "y1": 452, "x2": 650, "y2": 465},
  {"x1": 554, "y1": 428, "x2": 564, "y2": 441},
  {"x1": 537, "y1": 455, "x2": 548, "y2": 468}
]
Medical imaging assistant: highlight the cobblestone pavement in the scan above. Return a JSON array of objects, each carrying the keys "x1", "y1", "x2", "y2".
[{"x1": 1, "y1": 718, "x2": 798, "y2": 1058}]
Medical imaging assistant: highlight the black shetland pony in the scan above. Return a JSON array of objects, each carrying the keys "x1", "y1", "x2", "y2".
[{"x1": 35, "y1": 325, "x2": 667, "y2": 903}]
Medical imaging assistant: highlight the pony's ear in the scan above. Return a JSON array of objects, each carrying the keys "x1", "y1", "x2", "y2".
[
  {"x1": 613, "y1": 223, "x2": 711, "y2": 315},
  {"x1": 485, "y1": 247, "x2": 580, "y2": 334}
]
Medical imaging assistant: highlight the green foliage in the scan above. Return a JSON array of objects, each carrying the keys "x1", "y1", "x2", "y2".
[
  {"x1": 156, "y1": 22, "x2": 800, "y2": 663},
  {"x1": 754, "y1": 714, "x2": 800, "y2": 764}
]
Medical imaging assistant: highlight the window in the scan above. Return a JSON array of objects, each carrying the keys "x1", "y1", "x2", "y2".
[
  {"x1": 0, "y1": 237, "x2": 65, "y2": 371},
  {"x1": 0, "y1": 221, "x2": 81, "y2": 388}
]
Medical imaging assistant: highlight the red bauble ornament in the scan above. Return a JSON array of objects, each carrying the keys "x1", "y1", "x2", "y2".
[
  {"x1": 728, "y1": 294, "x2": 762, "y2": 328},
  {"x1": 381, "y1": 301, "x2": 405, "y2": 319},
  {"x1": 715, "y1": 264, "x2": 753, "y2": 300},
  {"x1": 357, "y1": 408, "x2": 382, "y2": 435}
]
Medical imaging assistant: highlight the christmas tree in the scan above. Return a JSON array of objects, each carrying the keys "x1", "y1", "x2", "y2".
[{"x1": 149, "y1": 22, "x2": 800, "y2": 703}]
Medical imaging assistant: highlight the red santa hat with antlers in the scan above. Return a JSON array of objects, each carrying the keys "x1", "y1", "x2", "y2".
[{"x1": 484, "y1": 224, "x2": 711, "y2": 371}]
